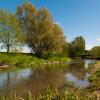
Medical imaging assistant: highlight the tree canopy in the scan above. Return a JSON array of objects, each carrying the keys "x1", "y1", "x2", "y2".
[
  {"x1": 16, "y1": 2, "x2": 66, "y2": 58},
  {"x1": 0, "y1": 10, "x2": 25, "y2": 52},
  {"x1": 68, "y1": 36, "x2": 85, "y2": 57},
  {"x1": 90, "y1": 46, "x2": 100, "y2": 59}
]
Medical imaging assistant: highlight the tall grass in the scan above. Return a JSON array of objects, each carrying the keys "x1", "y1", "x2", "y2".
[{"x1": 0, "y1": 86, "x2": 98, "y2": 100}]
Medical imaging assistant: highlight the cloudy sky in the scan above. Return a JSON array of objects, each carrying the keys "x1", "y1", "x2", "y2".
[{"x1": 0, "y1": 0, "x2": 100, "y2": 50}]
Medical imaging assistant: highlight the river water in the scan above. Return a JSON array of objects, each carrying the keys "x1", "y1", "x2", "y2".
[{"x1": 0, "y1": 59, "x2": 98, "y2": 97}]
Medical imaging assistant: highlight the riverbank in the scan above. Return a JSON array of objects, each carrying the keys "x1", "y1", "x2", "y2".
[
  {"x1": 0, "y1": 81, "x2": 99, "y2": 100},
  {"x1": 88, "y1": 61, "x2": 100, "y2": 88},
  {"x1": 0, "y1": 53, "x2": 71, "y2": 70}
]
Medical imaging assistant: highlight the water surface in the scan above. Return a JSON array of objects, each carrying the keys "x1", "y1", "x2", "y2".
[{"x1": 0, "y1": 59, "x2": 97, "y2": 97}]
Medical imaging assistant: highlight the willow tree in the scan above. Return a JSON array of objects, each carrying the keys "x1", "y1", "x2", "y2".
[
  {"x1": 16, "y1": 2, "x2": 66, "y2": 58},
  {"x1": 16, "y1": 2, "x2": 36, "y2": 35},
  {"x1": 0, "y1": 10, "x2": 24, "y2": 53},
  {"x1": 52, "y1": 24, "x2": 66, "y2": 53}
]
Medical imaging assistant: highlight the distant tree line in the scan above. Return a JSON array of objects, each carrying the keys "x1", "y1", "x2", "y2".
[
  {"x1": 0, "y1": 1, "x2": 86, "y2": 59},
  {"x1": 90, "y1": 46, "x2": 100, "y2": 59}
]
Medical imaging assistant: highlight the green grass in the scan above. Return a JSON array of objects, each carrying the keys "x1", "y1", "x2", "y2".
[
  {"x1": 88, "y1": 62, "x2": 100, "y2": 88},
  {"x1": 0, "y1": 85, "x2": 98, "y2": 100},
  {"x1": 0, "y1": 53, "x2": 71, "y2": 70},
  {"x1": 47, "y1": 56, "x2": 71, "y2": 62},
  {"x1": 0, "y1": 53, "x2": 44, "y2": 67},
  {"x1": 88, "y1": 70, "x2": 100, "y2": 89}
]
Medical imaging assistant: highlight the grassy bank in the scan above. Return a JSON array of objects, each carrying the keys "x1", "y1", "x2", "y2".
[
  {"x1": 0, "y1": 83, "x2": 98, "y2": 100},
  {"x1": 0, "y1": 79, "x2": 100, "y2": 100},
  {"x1": 0, "y1": 53, "x2": 71, "y2": 70},
  {"x1": 88, "y1": 62, "x2": 100, "y2": 88}
]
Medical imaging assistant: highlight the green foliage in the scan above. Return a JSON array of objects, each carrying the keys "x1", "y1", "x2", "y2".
[
  {"x1": 48, "y1": 57, "x2": 71, "y2": 62},
  {"x1": 0, "y1": 53, "x2": 71, "y2": 70},
  {"x1": 1, "y1": 85, "x2": 98, "y2": 100},
  {"x1": 68, "y1": 36, "x2": 85, "y2": 57},
  {"x1": 90, "y1": 46, "x2": 100, "y2": 59},
  {"x1": 89, "y1": 70, "x2": 100, "y2": 87},
  {"x1": 88, "y1": 73, "x2": 97, "y2": 82},
  {"x1": 16, "y1": 2, "x2": 66, "y2": 58},
  {"x1": 0, "y1": 53, "x2": 42, "y2": 67},
  {"x1": 62, "y1": 42, "x2": 69, "y2": 57},
  {"x1": 0, "y1": 9, "x2": 25, "y2": 53},
  {"x1": 88, "y1": 62, "x2": 100, "y2": 88}
]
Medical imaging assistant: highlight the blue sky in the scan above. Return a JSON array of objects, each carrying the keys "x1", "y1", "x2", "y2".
[{"x1": 0, "y1": 0, "x2": 100, "y2": 50}]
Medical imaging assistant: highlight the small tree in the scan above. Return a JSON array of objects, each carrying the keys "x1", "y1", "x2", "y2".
[
  {"x1": 0, "y1": 10, "x2": 25, "y2": 53},
  {"x1": 70, "y1": 36, "x2": 85, "y2": 57},
  {"x1": 91, "y1": 46, "x2": 100, "y2": 59}
]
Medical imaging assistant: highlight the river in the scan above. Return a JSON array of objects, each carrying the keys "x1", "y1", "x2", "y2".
[{"x1": 0, "y1": 59, "x2": 98, "y2": 97}]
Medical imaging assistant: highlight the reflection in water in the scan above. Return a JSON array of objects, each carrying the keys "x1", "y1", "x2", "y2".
[
  {"x1": 65, "y1": 73, "x2": 90, "y2": 87},
  {"x1": 0, "y1": 59, "x2": 97, "y2": 97},
  {"x1": 65, "y1": 59, "x2": 97, "y2": 87},
  {"x1": 65, "y1": 61, "x2": 90, "y2": 87},
  {"x1": 0, "y1": 69, "x2": 31, "y2": 88},
  {"x1": 84, "y1": 59, "x2": 97, "y2": 68},
  {"x1": 0, "y1": 65, "x2": 67, "y2": 97},
  {"x1": 66, "y1": 62, "x2": 86, "y2": 80}
]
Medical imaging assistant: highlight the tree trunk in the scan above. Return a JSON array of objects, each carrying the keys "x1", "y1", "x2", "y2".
[{"x1": 7, "y1": 45, "x2": 10, "y2": 53}]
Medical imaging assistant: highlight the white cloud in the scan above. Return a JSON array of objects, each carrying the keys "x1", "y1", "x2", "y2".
[
  {"x1": 86, "y1": 42, "x2": 100, "y2": 50},
  {"x1": 86, "y1": 38, "x2": 100, "y2": 50},
  {"x1": 54, "y1": 22, "x2": 60, "y2": 25},
  {"x1": 86, "y1": 44, "x2": 94, "y2": 50},
  {"x1": 96, "y1": 38, "x2": 100, "y2": 42}
]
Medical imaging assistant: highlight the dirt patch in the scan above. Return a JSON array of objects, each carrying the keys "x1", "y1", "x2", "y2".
[{"x1": 0, "y1": 64, "x2": 10, "y2": 69}]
